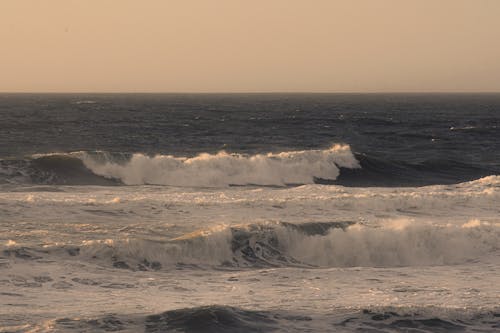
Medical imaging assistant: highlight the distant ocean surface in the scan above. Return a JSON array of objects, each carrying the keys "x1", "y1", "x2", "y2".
[{"x1": 1, "y1": 94, "x2": 499, "y2": 332}]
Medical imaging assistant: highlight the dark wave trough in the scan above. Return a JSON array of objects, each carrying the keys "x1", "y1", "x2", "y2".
[{"x1": 48, "y1": 305, "x2": 500, "y2": 333}]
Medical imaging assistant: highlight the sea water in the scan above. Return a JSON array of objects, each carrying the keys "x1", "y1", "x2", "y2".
[{"x1": 1, "y1": 94, "x2": 499, "y2": 332}]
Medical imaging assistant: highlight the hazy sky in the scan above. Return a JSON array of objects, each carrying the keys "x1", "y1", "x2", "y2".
[{"x1": 2, "y1": 0, "x2": 500, "y2": 92}]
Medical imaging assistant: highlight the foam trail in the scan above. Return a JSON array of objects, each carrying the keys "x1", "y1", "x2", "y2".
[{"x1": 80, "y1": 145, "x2": 359, "y2": 186}]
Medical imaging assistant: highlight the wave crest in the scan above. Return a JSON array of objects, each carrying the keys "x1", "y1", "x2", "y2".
[
  {"x1": 6, "y1": 220, "x2": 498, "y2": 269},
  {"x1": 80, "y1": 145, "x2": 359, "y2": 186},
  {"x1": 1, "y1": 145, "x2": 498, "y2": 187}
]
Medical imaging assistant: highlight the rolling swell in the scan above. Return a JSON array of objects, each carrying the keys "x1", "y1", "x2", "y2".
[
  {"x1": 46, "y1": 306, "x2": 500, "y2": 332},
  {"x1": 0, "y1": 154, "x2": 120, "y2": 186},
  {"x1": 144, "y1": 306, "x2": 500, "y2": 333},
  {"x1": 5, "y1": 220, "x2": 499, "y2": 269},
  {"x1": 30, "y1": 154, "x2": 120, "y2": 185},
  {"x1": 336, "y1": 307, "x2": 500, "y2": 332},
  {"x1": 1, "y1": 146, "x2": 498, "y2": 187},
  {"x1": 146, "y1": 306, "x2": 279, "y2": 333},
  {"x1": 0, "y1": 146, "x2": 360, "y2": 187},
  {"x1": 332, "y1": 153, "x2": 499, "y2": 187}
]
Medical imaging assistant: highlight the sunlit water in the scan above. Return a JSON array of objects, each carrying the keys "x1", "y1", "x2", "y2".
[{"x1": 1, "y1": 94, "x2": 499, "y2": 332}]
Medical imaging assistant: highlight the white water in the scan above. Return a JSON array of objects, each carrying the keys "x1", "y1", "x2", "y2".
[
  {"x1": 79, "y1": 145, "x2": 359, "y2": 186},
  {"x1": 1, "y1": 177, "x2": 499, "y2": 331}
]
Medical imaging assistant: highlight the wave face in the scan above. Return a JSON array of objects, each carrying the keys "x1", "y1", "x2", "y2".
[
  {"x1": 334, "y1": 307, "x2": 500, "y2": 333},
  {"x1": 0, "y1": 146, "x2": 360, "y2": 187},
  {"x1": 0, "y1": 154, "x2": 120, "y2": 186},
  {"x1": 43, "y1": 305, "x2": 500, "y2": 333},
  {"x1": 1, "y1": 146, "x2": 498, "y2": 187},
  {"x1": 145, "y1": 306, "x2": 279, "y2": 333},
  {"x1": 334, "y1": 153, "x2": 498, "y2": 187},
  {"x1": 6, "y1": 220, "x2": 498, "y2": 269},
  {"x1": 147, "y1": 306, "x2": 500, "y2": 333},
  {"x1": 79, "y1": 145, "x2": 359, "y2": 186}
]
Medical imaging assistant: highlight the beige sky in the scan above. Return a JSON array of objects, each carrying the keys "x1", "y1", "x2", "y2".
[{"x1": 1, "y1": 0, "x2": 500, "y2": 92}]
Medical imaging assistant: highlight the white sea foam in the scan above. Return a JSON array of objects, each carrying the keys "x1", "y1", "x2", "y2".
[
  {"x1": 54, "y1": 219, "x2": 499, "y2": 269},
  {"x1": 279, "y1": 219, "x2": 500, "y2": 267},
  {"x1": 79, "y1": 145, "x2": 359, "y2": 186},
  {"x1": 72, "y1": 100, "x2": 97, "y2": 105}
]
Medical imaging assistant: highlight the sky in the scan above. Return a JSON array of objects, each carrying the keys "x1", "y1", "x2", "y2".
[{"x1": 1, "y1": 0, "x2": 500, "y2": 93}]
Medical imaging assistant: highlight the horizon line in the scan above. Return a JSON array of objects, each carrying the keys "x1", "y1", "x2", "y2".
[{"x1": 1, "y1": 91, "x2": 500, "y2": 95}]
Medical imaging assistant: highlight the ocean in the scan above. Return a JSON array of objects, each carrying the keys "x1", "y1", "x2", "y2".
[{"x1": 0, "y1": 93, "x2": 499, "y2": 332}]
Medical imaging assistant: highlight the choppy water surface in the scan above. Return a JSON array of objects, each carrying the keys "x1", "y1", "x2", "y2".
[{"x1": 1, "y1": 94, "x2": 499, "y2": 332}]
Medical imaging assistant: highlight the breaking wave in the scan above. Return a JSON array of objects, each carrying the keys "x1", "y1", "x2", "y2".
[
  {"x1": 0, "y1": 145, "x2": 358, "y2": 187},
  {"x1": 80, "y1": 145, "x2": 359, "y2": 186},
  {"x1": 0, "y1": 145, "x2": 498, "y2": 187},
  {"x1": 4, "y1": 220, "x2": 499, "y2": 269}
]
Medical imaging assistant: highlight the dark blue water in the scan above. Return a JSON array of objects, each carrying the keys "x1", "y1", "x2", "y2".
[
  {"x1": 2, "y1": 94, "x2": 500, "y2": 332},
  {"x1": 1, "y1": 93, "x2": 499, "y2": 186}
]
